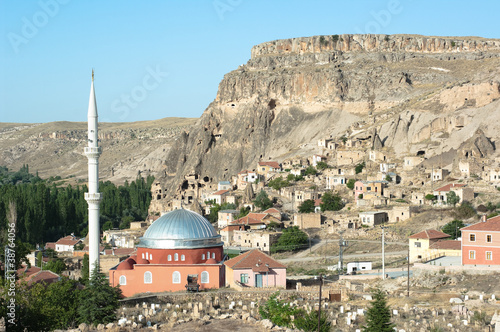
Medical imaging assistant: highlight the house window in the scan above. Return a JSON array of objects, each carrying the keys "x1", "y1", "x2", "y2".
[
  {"x1": 486, "y1": 252, "x2": 492, "y2": 260},
  {"x1": 202, "y1": 254, "x2": 205, "y2": 260},
  {"x1": 144, "y1": 271, "x2": 152, "y2": 284},
  {"x1": 172, "y1": 271, "x2": 181, "y2": 284},
  {"x1": 212, "y1": 252, "x2": 215, "y2": 259},
  {"x1": 469, "y1": 251, "x2": 475, "y2": 260},
  {"x1": 240, "y1": 273, "x2": 249, "y2": 284},
  {"x1": 487, "y1": 235, "x2": 492, "y2": 243},
  {"x1": 470, "y1": 234, "x2": 476, "y2": 242},
  {"x1": 181, "y1": 254, "x2": 185, "y2": 261},
  {"x1": 168, "y1": 255, "x2": 172, "y2": 261},
  {"x1": 414, "y1": 242, "x2": 421, "y2": 248},
  {"x1": 119, "y1": 275, "x2": 126, "y2": 286},
  {"x1": 174, "y1": 253, "x2": 179, "y2": 261},
  {"x1": 201, "y1": 271, "x2": 209, "y2": 284}
]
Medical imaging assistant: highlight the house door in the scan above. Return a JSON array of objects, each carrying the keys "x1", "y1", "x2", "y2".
[{"x1": 255, "y1": 274, "x2": 263, "y2": 288}]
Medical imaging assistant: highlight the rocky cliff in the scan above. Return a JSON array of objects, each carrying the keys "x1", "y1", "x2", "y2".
[{"x1": 161, "y1": 34, "x2": 500, "y2": 203}]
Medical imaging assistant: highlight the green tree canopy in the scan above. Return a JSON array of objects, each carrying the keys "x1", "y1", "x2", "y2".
[
  {"x1": 446, "y1": 191, "x2": 460, "y2": 206},
  {"x1": 320, "y1": 191, "x2": 344, "y2": 212},
  {"x1": 355, "y1": 162, "x2": 366, "y2": 174},
  {"x1": 294, "y1": 309, "x2": 331, "y2": 332},
  {"x1": 44, "y1": 258, "x2": 67, "y2": 274},
  {"x1": 271, "y1": 226, "x2": 308, "y2": 253},
  {"x1": 254, "y1": 190, "x2": 273, "y2": 210},
  {"x1": 441, "y1": 219, "x2": 465, "y2": 239},
  {"x1": 267, "y1": 176, "x2": 291, "y2": 191},
  {"x1": 304, "y1": 166, "x2": 317, "y2": 176},
  {"x1": 298, "y1": 199, "x2": 315, "y2": 213},
  {"x1": 316, "y1": 161, "x2": 329, "y2": 171},
  {"x1": 346, "y1": 179, "x2": 356, "y2": 190},
  {"x1": 425, "y1": 194, "x2": 436, "y2": 201},
  {"x1": 259, "y1": 292, "x2": 296, "y2": 328},
  {"x1": 363, "y1": 288, "x2": 395, "y2": 332}
]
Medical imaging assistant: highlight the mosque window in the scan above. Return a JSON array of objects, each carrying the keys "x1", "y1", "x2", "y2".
[
  {"x1": 174, "y1": 253, "x2": 179, "y2": 261},
  {"x1": 168, "y1": 255, "x2": 172, "y2": 261},
  {"x1": 212, "y1": 252, "x2": 215, "y2": 259},
  {"x1": 181, "y1": 254, "x2": 185, "y2": 261},
  {"x1": 150, "y1": 254, "x2": 153, "y2": 261},
  {"x1": 146, "y1": 252, "x2": 149, "y2": 260},
  {"x1": 142, "y1": 253, "x2": 145, "y2": 259},
  {"x1": 202, "y1": 254, "x2": 205, "y2": 260},
  {"x1": 201, "y1": 271, "x2": 209, "y2": 284},
  {"x1": 172, "y1": 271, "x2": 181, "y2": 284},
  {"x1": 207, "y1": 251, "x2": 210, "y2": 258},
  {"x1": 119, "y1": 275, "x2": 126, "y2": 286},
  {"x1": 144, "y1": 271, "x2": 152, "y2": 284}
]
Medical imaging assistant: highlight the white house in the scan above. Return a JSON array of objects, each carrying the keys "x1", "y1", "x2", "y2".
[
  {"x1": 346, "y1": 261, "x2": 372, "y2": 274},
  {"x1": 54, "y1": 235, "x2": 81, "y2": 252}
]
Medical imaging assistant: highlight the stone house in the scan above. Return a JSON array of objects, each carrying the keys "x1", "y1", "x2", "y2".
[
  {"x1": 368, "y1": 150, "x2": 386, "y2": 162},
  {"x1": 232, "y1": 231, "x2": 282, "y2": 253},
  {"x1": 52, "y1": 235, "x2": 81, "y2": 253},
  {"x1": 236, "y1": 170, "x2": 258, "y2": 189},
  {"x1": 209, "y1": 189, "x2": 230, "y2": 205},
  {"x1": 461, "y1": 215, "x2": 500, "y2": 266},
  {"x1": 327, "y1": 141, "x2": 338, "y2": 150},
  {"x1": 219, "y1": 224, "x2": 246, "y2": 245},
  {"x1": 411, "y1": 192, "x2": 426, "y2": 205},
  {"x1": 380, "y1": 163, "x2": 396, "y2": 173},
  {"x1": 217, "y1": 209, "x2": 240, "y2": 229},
  {"x1": 433, "y1": 183, "x2": 474, "y2": 205},
  {"x1": 388, "y1": 206, "x2": 417, "y2": 223},
  {"x1": 403, "y1": 156, "x2": 424, "y2": 170},
  {"x1": 358, "y1": 211, "x2": 388, "y2": 227},
  {"x1": 224, "y1": 249, "x2": 286, "y2": 288},
  {"x1": 408, "y1": 229, "x2": 452, "y2": 263},
  {"x1": 335, "y1": 150, "x2": 364, "y2": 166},
  {"x1": 311, "y1": 154, "x2": 327, "y2": 167},
  {"x1": 318, "y1": 138, "x2": 332, "y2": 148},
  {"x1": 218, "y1": 181, "x2": 232, "y2": 191},
  {"x1": 257, "y1": 161, "x2": 281, "y2": 177},
  {"x1": 431, "y1": 168, "x2": 450, "y2": 182},
  {"x1": 458, "y1": 160, "x2": 470, "y2": 177},
  {"x1": 294, "y1": 213, "x2": 323, "y2": 229},
  {"x1": 103, "y1": 229, "x2": 143, "y2": 249},
  {"x1": 354, "y1": 180, "x2": 387, "y2": 201},
  {"x1": 488, "y1": 168, "x2": 500, "y2": 183},
  {"x1": 326, "y1": 175, "x2": 346, "y2": 189}
]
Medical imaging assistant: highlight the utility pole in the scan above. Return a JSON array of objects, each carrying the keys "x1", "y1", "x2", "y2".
[
  {"x1": 318, "y1": 274, "x2": 323, "y2": 332},
  {"x1": 382, "y1": 226, "x2": 385, "y2": 280},
  {"x1": 407, "y1": 244, "x2": 410, "y2": 297},
  {"x1": 338, "y1": 231, "x2": 347, "y2": 274}
]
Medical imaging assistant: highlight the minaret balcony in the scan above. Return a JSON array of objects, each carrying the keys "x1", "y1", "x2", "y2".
[
  {"x1": 84, "y1": 146, "x2": 102, "y2": 157},
  {"x1": 85, "y1": 192, "x2": 102, "y2": 203}
]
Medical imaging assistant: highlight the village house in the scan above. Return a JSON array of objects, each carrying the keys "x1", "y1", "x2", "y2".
[
  {"x1": 294, "y1": 213, "x2": 323, "y2": 229},
  {"x1": 103, "y1": 229, "x2": 144, "y2": 249},
  {"x1": 257, "y1": 161, "x2": 281, "y2": 178},
  {"x1": 219, "y1": 224, "x2": 246, "y2": 245},
  {"x1": 408, "y1": 229, "x2": 453, "y2": 263},
  {"x1": 388, "y1": 205, "x2": 417, "y2": 223},
  {"x1": 208, "y1": 189, "x2": 230, "y2": 205},
  {"x1": 232, "y1": 230, "x2": 282, "y2": 253},
  {"x1": 311, "y1": 154, "x2": 327, "y2": 167},
  {"x1": 458, "y1": 160, "x2": 470, "y2": 177},
  {"x1": 488, "y1": 168, "x2": 500, "y2": 183},
  {"x1": 236, "y1": 170, "x2": 258, "y2": 189},
  {"x1": 431, "y1": 168, "x2": 450, "y2": 182},
  {"x1": 327, "y1": 141, "x2": 338, "y2": 150},
  {"x1": 335, "y1": 150, "x2": 364, "y2": 166},
  {"x1": 368, "y1": 150, "x2": 386, "y2": 162},
  {"x1": 17, "y1": 266, "x2": 60, "y2": 287},
  {"x1": 358, "y1": 211, "x2": 388, "y2": 227},
  {"x1": 217, "y1": 209, "x2": 240, "y2": 229},
  {"x1": 411, "y1": 192, "x2": 426, "y2": 205},
  {"x1": 354, "y1": 180, "x2": 387, "y2": 201},
  {"x1": 47, "y1": 235, "x2": 82, "y2": 253},
  {"x1": 380, "y1": 163, "x2": 396, "y2": 173},
  {"x1": 218, "y1": 180, "x2": 232, "y2": 191},
  {"x1": 130, "y1": 221, "x2": 148, "y2": 229},
  {"x1": 433, "y1": 183, "x2": 474, "y2": 205},
  {"x1": 290, "y1": 168, "x2": 305, "y2": 176},
  {"x1": 461, "y1": 215, "x2": 500, "y2": 266},
  {"x1": 326, "y1": 175, "x2": 346, "y2": 189},
  {"x1": 318, "y1": 138, "x2": 332, "y2": 148},
  {"x1": 403, "y1": 156, "x2": 424, "y2": 170},
  {"x1": 224, "y1": 249, "x2": 286, "y2": 289},
  {"x1": 231, "y1": 212, "x2": 281, "y2": 230},
  {"x1": 346, "y1": 262, "x2": 372, "y2": 274}
]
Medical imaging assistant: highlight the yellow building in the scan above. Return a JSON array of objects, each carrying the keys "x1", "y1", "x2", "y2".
[{"x1": 409, "y1": 229, "x2": 457, "y2": 263}]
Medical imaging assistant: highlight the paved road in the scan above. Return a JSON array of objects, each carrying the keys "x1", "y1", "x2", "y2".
[{"x1": 278, "y1": 250, "x2": 408, "y2": 263}]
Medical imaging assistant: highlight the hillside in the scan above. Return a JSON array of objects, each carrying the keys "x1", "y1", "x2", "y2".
[
  {"x1": 0, "y1": 117, "x2": 196, "y2": 184},
  {"x1": 155, "y1": 34, "x2": 500, "y2": 208}
]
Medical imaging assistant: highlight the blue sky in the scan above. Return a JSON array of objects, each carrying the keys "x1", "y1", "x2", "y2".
[{"x1": 1, "y1": 0, "x2": 499, "y2": 123}]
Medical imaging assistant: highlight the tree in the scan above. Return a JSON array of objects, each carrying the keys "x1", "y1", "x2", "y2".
[
  {"x1": 425, "y1": 194, "x2": 436, "y2": 202},
  {"x1": 37, "y1": 251, "x2": 43, "y2": 268},
  {"x1": 298, "y1": 199, "x2": 315, "y2": 213},
  {"x1": 81, "y1": 254, "x2": 89, "y2": 282},
  {"x1": 384, "y1": 174, "x2": 392, "y2": 182},
  {"x1": 294, "y1": 309, "x2": 331, "y2": 332},
  {"x1": 441, "y1": 219, "x2": 465, "y2": 239},
  {"x1": 304, "y1": 166, "x2": 317, "y2": 176},
  {"x1": 355, "y1": 162, "x2": 365, "y2": 174},
  {"x1": 254, "y1": 190, "x2": 273, "y2": 210},
  {"x1": 268, "y1": 176, "x2": 291, "y2": 190},
  {"x1": 259, "y1": 292, "x2": 297, "y2": 328},
  {"x1": 237, "y1": 206, "x2": 250, "y2": 218},
  {"x1": 77, "y1": 266, "x2": 122, "y2": 325},
  {"x1": 363, "y1": 288, "x2": 395, "y2": 332},
  {"x1": 320, "y1": 191, "x2": 344, "y2": 212},
  {"x1": 346, "y1": 179, "x2": 356, "y2": 190},
  {"x1": 44, "y1": 258, "x2": 67, "y2": 274},
  {"x1": 446, "y1": 191, "x2": 460, "y2": 207},
  {"x1": 271, "y1": 226, "x2": 308, "y2": 252},
  {"x1": 316, "y1": 161, "x2": 328, "y2": 171}
]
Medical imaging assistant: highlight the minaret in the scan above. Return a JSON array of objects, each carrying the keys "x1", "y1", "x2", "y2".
[{"x1": 84, "y1": 69, "x2": 102, "y2": 276}]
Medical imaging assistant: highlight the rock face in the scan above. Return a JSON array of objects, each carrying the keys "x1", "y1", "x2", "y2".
[{"x1": 159, "y1": 34, "x2": 500, "y2": 204}]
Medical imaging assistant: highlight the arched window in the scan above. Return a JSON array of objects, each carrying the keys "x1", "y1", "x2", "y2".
[
  {"x1": 202, "y1": 254, "x2": 205, "y2": 260},
  {"x1": 119, "y1": 275, "x2": 126, "y2": 285},
  {"x1": 207, "y1": 251, "x2": 210, "y2": 258},
  {"x1": 201, "y1": 271, "x2": 209, "y2": 284},
  {"x1": 181, "y1": 254, "x2": 185, "y2": 261},
  {"x1": 146, "y1": 252, "x2": 149, "y2": 260},
  {"x1": 144, "y1": 271, "x2": 152, "y2": 284},
  {"x1": 212, "y1": 252, "x2": 215, "y2": 259},
  {"x1": 168, "y1": 255, "x2": 172, "y2": 261},
  {"x1": 142, "y1": 253, "x2": 145, "y2": 259},
  {"x1": 150, "y1": 254, "x2": 153, "y2": 261},
  {"x1": 172, "y1": 271, "x2": 181, "y2": 284},
  {"x1": 174, "y1": 253, "x2": 179, "y2": 261}
]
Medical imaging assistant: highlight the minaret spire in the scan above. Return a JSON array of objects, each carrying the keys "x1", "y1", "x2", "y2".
[{"x1": 84, "y1": 69, "x2": 102, "y2": 277}]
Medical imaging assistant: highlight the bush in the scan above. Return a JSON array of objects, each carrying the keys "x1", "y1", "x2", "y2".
[
  {"x1": 355, "y1": 162, "x2": 365, "y2": 174},
  {"x1": 254, "y1": 190, "x2": 273, "y2": 210},
  {"x1": 271, "y1": 226, "x2": 308, "y2": 253},
  {"x1": 259, "y1": 292, "x2": 297, "y2": 328},
  {"x1": 346, "y1": 179, "x2": 356, "y2": 190},
  {"x1": 305, "y1": 166, "x2": 317, "y2": 176},
  {"x1": 425, "y1": 194, "x2": 436, "y2": 201},
  {"x1": 299, "y1": 199, "x2": 315, "y2": 213},
  {"x1": 316, "y1": 161, "x2": 329, "y2": 170},
  {"x1": 294, "y1": 309, "x2": 331, "y2": 332},
  {"x1": 332, "y1": 34, "x2": 339, "y2": 43},
  {"x1": 453, "y1": 201, "x2": 476, "y2": 219},
  {"x1": 268, "y1": 176, "x2": 291, "y2": 190},
  {"x1": 441, "y1": 219, "x2": 465, "y2": 239},
  {"x1": 320, "y1": 191, "x2": 344, "y2": 212}
]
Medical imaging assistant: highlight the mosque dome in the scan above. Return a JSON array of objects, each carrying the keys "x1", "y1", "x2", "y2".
[{"x1": 137, "y1": 209, "x2": 222, "y2": 249}]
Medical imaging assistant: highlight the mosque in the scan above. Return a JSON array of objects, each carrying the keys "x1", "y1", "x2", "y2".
[{"x1": 109, "y1": 208, "x2": 226, "y2": 297}]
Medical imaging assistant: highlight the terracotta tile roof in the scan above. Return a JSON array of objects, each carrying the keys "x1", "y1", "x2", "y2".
[
  {"x1": 231, "y1": 213, "x2": 269, "y2": 225},
  {"x1": 224, "y1": 249, "x2": 286, "y2": 270},
  {"x1": 314, "y1": 199, "x2": 323, "y2": 207},
  {"x1": 238, "y1": 170, "x2": 250, "y2": 174},
  {"x1": 55, "y1": 235, "x2": 81, "y2": 246},
  {"x1": 461, "y1": 215, "x2": 500, "y2": 232},
  {"x1": 45, "y1": 242, "x2": 56, "y2": 250},
  {"x1": 409, "y1": 229, "x2": 450, "y2": 240},
  {"x1": 258, "y1": 161, "x2": 280, "y2": 169},
  {"x1": 263, "y1": 208, "x2": 280, "y2": 214},
  {"x1": 429, "y1": 240, "x2": 461, "y2": 250},
  {"x1": 17, "y1": 266, "x2": 41, "y2": 278},
  {"x1": 213, "y1": 189, "x2": 229, "y2": 196},
  {"x1": 24, "y1": 270, "x2": 60, "y2": 286},
  {"x1": 220, "y1": 225, "x2": 245, "y2": 232},
  {"x1": 435, "y1": 183, "x2": 466, "y2": 192}
]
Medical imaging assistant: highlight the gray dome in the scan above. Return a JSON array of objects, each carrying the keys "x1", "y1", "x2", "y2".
[{"x1": 137, "y1": 209, "x2": 222, "y2": 249}]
